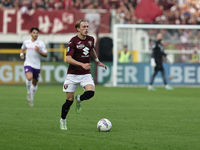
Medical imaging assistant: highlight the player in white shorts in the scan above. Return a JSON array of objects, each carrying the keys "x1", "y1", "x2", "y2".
[
  {"x1": 20, "y1": 27, "x2": 48, "y2": 107},
  {"x1": 60, "y1": 20, "x2": 107, "y2": 130},
  {"x1": 63, "y1": 74, "x2": 95, "y2": 92}
]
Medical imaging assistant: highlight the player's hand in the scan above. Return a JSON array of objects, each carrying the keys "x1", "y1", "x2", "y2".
[
  {"x1": 35, "y1": 46, "x2": 40, "y2": 52},
  {"x1": 97, "y1": 61, "x2": 107, "y2": 70},
  {"x1": 166, "y1": 56, "x2": 173, "y2": 64},
  {"x1": 82, "y1": 63, "x2": 91, "y2": 70},
  {"x1": 167, "y1": 59, "x2": 173, "y2": 64},
  {"x1": 151, "y1": 58, "x2": 156, "y2": 67},
  {"x1": 20, "y1": 53, "x2": 24, "y2": 59},
  {"x1": 168, "y1": 61, "x2": 173, "y2": 65}
]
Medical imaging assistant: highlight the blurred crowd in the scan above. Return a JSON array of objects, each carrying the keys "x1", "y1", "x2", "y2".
[
  {"x1": 117, "y1": 0, "x2": 200, "y2": 25},
  {"x1": 0, "y1": 0, "x2": 119, "y2": 11},
  {"x1": 0, "y1": 0, "x2": 199, "y2": 63},
  {"x1": 0, "y1": 0, "x2": 200, "y2": 25}
]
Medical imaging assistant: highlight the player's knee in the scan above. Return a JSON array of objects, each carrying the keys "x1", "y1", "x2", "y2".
[
  {"x1": 83, "y1": 91, "x2": 95, "y2": 100},
  {"x1": 27, "y1": 77, "x2": 32, "y2": 81}
]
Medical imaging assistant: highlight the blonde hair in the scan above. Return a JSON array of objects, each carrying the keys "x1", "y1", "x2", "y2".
[{"x1": 75, "y1": 20, "x2": 87, "y2": 32}]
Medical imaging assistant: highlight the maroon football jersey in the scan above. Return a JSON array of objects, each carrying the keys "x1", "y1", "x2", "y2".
[{"x1": 66, "y1": 35, "x2": 95, "y2": 75}]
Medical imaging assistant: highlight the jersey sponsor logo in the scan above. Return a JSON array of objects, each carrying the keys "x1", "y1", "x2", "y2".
[
  {"x1": 63, "y1": 84, "x2": 68, "y2": 89},
  {"x1": 82, "y1": 47, "x2": 89, "y2": 56},
  {"x1": 77, "y1": 44, "x2": 85, "y2": 49},
  {"x1": 67, "y1": 47, "x2": 70, "y2": 52},
  {"x1": 78, "y1": 41, "x2": 81, "y2": 44},
  {"x1": 26, "y1": 47, "x2": 36, "y2": 50},
  {"x1": 82, "y1": 55, "x2": 89, "y2": 57}
]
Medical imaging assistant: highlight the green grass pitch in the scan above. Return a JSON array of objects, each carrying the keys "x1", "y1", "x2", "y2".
[{"x1": 0, "y1": 85, "x2": 200, "y2": 150}]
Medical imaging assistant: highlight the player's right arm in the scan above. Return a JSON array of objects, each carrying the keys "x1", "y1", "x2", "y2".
[
  {"x1": 151, "y1": 43, "x2": 156, "y2": 59},
  {"x1": 20, "y1": 41, "x2": 26, "y2": 59},
  {"x1": 20, "y1": 48, "x2": 25, "y2": 59},
  {"x1": 66, "y1": 55, "x2": 91, "y2": 70},
  {"x1": 150, "y1": 44, "x2": 156, "y2": 67}
]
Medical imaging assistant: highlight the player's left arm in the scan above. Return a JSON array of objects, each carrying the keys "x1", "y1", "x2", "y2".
[
  {"x1": 150, "y1": 44, "x2": 156, "y2": 67},
  {"x1": 35, "y1": 42, "x2": 48, "y2": 58},
  {"x1": 162, "y1": 46, "x2": 172, "y2": 64},
  {"x1": 91, "y1": 48, "x2": 107, "y2": 70},
  {"x1": 165, "y1": 54, "x2": 173, "y2": 64}
]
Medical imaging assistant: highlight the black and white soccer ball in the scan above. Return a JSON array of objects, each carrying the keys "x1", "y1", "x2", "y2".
[{"x1": 97, "y1": 118, "x2": 112, "y2": 132}]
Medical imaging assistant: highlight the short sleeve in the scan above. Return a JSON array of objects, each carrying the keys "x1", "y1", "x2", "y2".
[
  {"x1": 40, "y1": 42, "x2": 47, "y2": 53},
  {"x1": 66, "y1": 38, "x2": 75, "y2": 56},
  {"x1": 21, "y1": 41, "x2": 26, "y2": 50}
]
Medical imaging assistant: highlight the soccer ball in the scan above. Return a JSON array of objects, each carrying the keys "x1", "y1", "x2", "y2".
[{"x1": 97, "y1": 118, "x2": 112, "y2": 132}]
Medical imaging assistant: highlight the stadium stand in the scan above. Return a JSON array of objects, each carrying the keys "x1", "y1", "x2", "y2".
[
  {"x1": 0, "y1": 0, "x2": 200, "y2": 61},
  {"x1": 0, "y1": 0, "x2": 200, "y2": 25}
]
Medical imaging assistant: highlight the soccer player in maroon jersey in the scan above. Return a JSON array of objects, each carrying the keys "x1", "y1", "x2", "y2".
[{"x1": 60, "y1": 20, "x2": 107, "y2": 130}]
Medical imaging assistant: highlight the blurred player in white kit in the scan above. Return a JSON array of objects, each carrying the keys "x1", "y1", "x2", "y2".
[{"x1": 20, "y1": 27, "x2": 48, "y2": 107}]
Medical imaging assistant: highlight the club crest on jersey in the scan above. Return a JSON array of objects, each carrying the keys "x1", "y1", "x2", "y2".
[
  {"x1": 77, "y1": 44, "x2": 85, "y2": 49},
  {"x1": 64, "y1": 84, "x2": 68, "y2": 89},
  {"x1": 88, "y1": 41, "x2": 92, "y2": 46}
]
